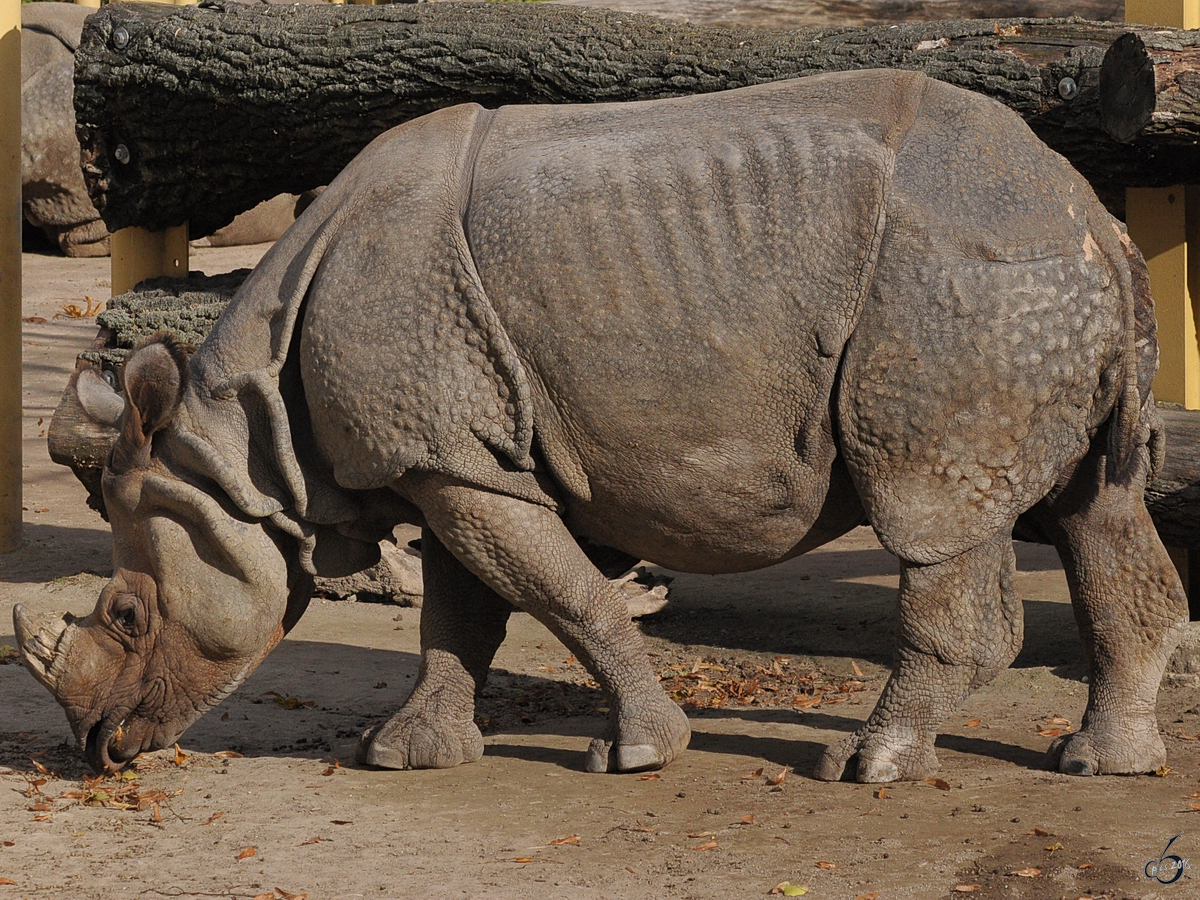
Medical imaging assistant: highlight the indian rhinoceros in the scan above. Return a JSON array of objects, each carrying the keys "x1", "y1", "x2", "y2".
[{"x1": 15, "y1": 69, "x2": 1188, "y2": 783}]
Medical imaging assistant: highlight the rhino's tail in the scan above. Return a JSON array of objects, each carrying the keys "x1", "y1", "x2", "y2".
[{"x1": 1107, "y1": 221, "x2": 1163, "y2": 485}]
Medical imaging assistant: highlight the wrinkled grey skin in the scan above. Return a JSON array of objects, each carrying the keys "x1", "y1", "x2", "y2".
[
  {"x1": 21, "y1": 2, "x2": 108, "y2": 257},
  {"x1": 17, "y1": 71, "x2": 1188, "y2": 782}
]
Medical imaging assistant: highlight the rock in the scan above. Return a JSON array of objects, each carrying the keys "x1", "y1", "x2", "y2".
[
  {"x1": 1166, "y1": 622, "x2": 1200, "y2": 675},
  {"x1": 313, "y1": 539, "x2": 425, "y2": 607}
]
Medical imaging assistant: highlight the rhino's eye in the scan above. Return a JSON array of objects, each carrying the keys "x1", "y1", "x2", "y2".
[{"x1": 110, "y1": 596, "x2": 142, "y2": 635}]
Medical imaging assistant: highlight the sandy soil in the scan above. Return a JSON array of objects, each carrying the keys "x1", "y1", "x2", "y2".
[{"x1": 3, "y1": 242, "x2": 1200, "y2": 900}]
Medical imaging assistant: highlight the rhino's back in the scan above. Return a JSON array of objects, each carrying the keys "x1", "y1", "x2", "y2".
[{"x1": 463, "y1": 73, "x2": 924, "y2": 563}]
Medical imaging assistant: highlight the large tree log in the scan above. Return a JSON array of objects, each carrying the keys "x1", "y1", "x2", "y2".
[{"x1": 75, "y1": 1, "x2": 1200, "y2": 237}]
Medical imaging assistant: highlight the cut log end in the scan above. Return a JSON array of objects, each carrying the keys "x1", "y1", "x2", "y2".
[{"x1": 1100, "y1": 32, "x2": 1156, "y2": 143}]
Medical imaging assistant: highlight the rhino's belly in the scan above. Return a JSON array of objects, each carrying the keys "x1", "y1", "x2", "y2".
[{"x1": 554, "y1": 438, "x2": 864, "y2": 574}]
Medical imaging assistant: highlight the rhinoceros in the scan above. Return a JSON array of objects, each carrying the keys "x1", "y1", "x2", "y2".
[{"x1": 15, "y1": 70, "x2": 1188, "y2": 783}]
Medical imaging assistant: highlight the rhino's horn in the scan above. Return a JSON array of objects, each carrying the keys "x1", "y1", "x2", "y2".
[{"x1": 13, "y1": 604, "x2": 73, "y2": 691}]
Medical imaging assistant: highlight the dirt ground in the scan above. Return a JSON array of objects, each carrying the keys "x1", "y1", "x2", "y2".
[{"x1": 4, "y1": 234, "x2": 1200, "y2": 900}]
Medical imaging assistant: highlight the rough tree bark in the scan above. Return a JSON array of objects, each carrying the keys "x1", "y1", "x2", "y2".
[{"x1": 75, "y1": 1, "x2": 1200, "y2": 237}]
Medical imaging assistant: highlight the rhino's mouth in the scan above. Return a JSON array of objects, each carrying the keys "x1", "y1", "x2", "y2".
[{"x1": 84, "y1": 716, "x2": 126, "y2": 774}]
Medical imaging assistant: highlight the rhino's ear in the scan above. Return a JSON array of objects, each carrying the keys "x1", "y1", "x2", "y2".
[{"x1": 112, "y1": 335, "x2": 190, "y2": 470}]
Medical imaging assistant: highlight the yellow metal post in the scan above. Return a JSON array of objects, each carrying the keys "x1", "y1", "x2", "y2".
[
  {"x1": 1126, "y1": 188, "x2": 1200, "y2": 409},
  {"x1": 109, "y1": 224, "x2": 189, "y2": 295},
  {"x1": 0, "y1": 0, "x2": 21, "y2": 553},
  {"x1": 1126, "y1": 2, "x2": 1200, "y2": 617},
  {"x1": 1126, "y1": 0, "x2": 1200, "y2": 28}
]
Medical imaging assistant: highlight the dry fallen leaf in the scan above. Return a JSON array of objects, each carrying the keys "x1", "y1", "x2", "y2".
[
  {"x1": 1045, "y1": 842, "x2": 1065, "y2": 852},
  {"x1": 1035, "y1": 726, "x2": 1065, "y2": 737},
  {"x1": 0, "y1": 879, "x2": 15, "y2": 886},
  {"x1": 855, "y1": 894, "x2": 880, "y2": 900},
  {"x1": 815, "y1": 861, "x2": 837, "y2": 869},
  {"x1": 924, "y1": 778, "x2": 951, "y2": 791},
  {"x1": 1156, "y1": 765, "x2": 1173, "y2": 777},
  {"x1": 639, "y1": 773, "x2": 661, "y2": 781},
  {"x1": 693, "y1": 840, "x2": 718, "y2": 851},
  {"x1": 1187, "y1": 802, "x2": 1200, "y2": 811},
  {"x1": 851, "y1": 661, "x2": 864, "y2": 676},
  {"x1": 254, "y1": 894, "x2": 275, "y2": 900},
  {"x1": 1078, "y1": 862, "x2": 1093, "y2": 870},
  {"x1": 300, "y1": 837, "x2": 330, "y2": 846},
  {"x1": 952, "y1": 886, "x2": 980, "y2": 893},
  {"x1": 1045, "y1": 716, "x2": 1071, "y2": 726},
  {"x1": 236, "y1": 847, "x2": 256, "y2": 861},
  {"x1": 768, "y1": 766, "x2": 790, "y2": 786},
  {"x1": 31, "y1": 815, "x2": 51, "y2": 823},
  {"x1": 275, "y1": 889, "x2": 308, "y2": 900},
  {"x1": 152, "y1": 803, "x2": 163, "y2": 824},
  {"x1": 331, "y1": 820, "x2": 353, "y2": 825},
  {"x1": 213, "y1": 750, "x2": 243, "y2": 759},
  {"x1": 202, "y1": 811, "x2": 225, "y2": 826},
  {"x1": 739, "y1": 814, "x2": 755, "y2": 824},
  {"x1": 768, "y1": 884, "x2": 808, "y2": 897},
  {"x1": 1027, "y1": 827, "x2": 1052, "y2": 837},
  {"x1": 742, "y1": 767, "x2": 765, "y2": 780},
  {"x1": 550, "y1": 835, "x2": 581, "y2": 846},
  {"x1": 793, "y1": 696, "x2": 822, "y2": 709},
  {"x1": 1011, "y1": 867, "x2": 1042, "y2": 877},
  {"x1": 172, "y1": 745, "x2": 189, "y2": 766},
  {"x1": 29, "y1": 758, "x2": 53, "y2": 777},
  {"x1": 965, "y1": 719, "x2": 981, "y2": 727},
  {"x1": 874, "y1": 787, "x2": 888, "y2": 799},
  {"x1": 321, "y1": 760, "x2": 341, "y2": 777},
  {"x1": 510, "y1": 857, "x2": 535, "y2": 864}
]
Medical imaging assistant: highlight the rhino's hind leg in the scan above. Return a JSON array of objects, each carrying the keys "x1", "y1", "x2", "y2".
[
  {"x1": 358, "y1": 528, "x2": 512, "y2": 770},
  {"x1": 1031, "y1": 444, "x2": 1188, "y2": 776},
  {"x1": 406, "y1": 475, "x2": 690, "y2": 773},
  {"x1": 815, "y1": 531, "x2": 1023, "y2": 783}
]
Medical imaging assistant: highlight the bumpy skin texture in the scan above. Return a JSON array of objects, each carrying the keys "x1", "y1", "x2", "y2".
[{"x1": 16, "y1": 71, "x2": 1187, "y2": 781}]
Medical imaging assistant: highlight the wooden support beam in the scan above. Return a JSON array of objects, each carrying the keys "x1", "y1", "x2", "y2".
[{"x1": 0, "y1": 0, "x2": 21, "y2": 553}]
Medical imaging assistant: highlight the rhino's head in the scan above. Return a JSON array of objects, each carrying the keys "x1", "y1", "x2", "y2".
[{"x1": 15, "y1": 338, "x2": 303, "y2": 772}]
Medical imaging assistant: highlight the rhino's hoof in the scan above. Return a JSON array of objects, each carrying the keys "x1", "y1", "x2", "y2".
[
  {"x1": 585, "y1": 739, "x2": 669, "y2": 774},
  {"x1": 585, "y1": 701, "x2": 691, "y2": 773},
  {"x1": 1046, "y1": 727, "x2": 1166, "y2": 776},
  {"x1": 814, "y1": 730, "x2": 937, "y2": 783},
  {"x1": 356, "y1": 715, "x2": 484, "y2": 770}
]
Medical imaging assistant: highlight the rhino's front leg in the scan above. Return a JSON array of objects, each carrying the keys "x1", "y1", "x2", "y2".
[
  {"x1": 404, "y1": 474, "x2": 691, "y2": 773},
  {"x1": 815, "y1": 531, "x2": 1023, "y2": 782},
  {"x1": 358, "y1": 528, "x2": 512, "y2": 769}
]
